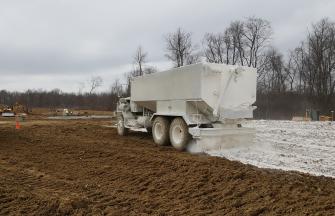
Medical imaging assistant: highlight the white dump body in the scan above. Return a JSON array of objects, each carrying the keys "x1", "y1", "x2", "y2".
[{"x1": 131, "y1": 63, "x2": 256, "y2": 124}]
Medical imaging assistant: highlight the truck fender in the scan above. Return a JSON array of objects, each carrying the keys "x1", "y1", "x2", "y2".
[{"x1": 150, "y1": 114, "x2": 192, "y2": 125}]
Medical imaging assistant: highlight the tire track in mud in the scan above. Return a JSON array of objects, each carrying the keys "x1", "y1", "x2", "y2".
[
  {"x1": 0, "y1": 158, "x2": 146, "y2": 215},
  {"x1": 0, "y1": 159, "x2": 91, "y2": 215},
  {"x1": 0, "y1": 194, "x2": 14, "y2": 215},
  {"x1": 86, "y1": 190, "x2": 123, "y2": 215}
]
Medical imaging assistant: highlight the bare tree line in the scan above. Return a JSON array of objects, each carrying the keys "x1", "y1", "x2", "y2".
[
  {"x1": 257, "y1": 18, "x2": 335, "y2": 115},
  {"x1": 0, "y1": 89, "x2": 117, "y2": 111}
]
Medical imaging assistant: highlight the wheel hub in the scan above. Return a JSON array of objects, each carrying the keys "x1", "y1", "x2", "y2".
[
  {"x1": 154, "y1": 122, "x2": 163, "y2": 139},
  {"x1": 172, "y1": 125, "x2": 183, "y2": 144}
]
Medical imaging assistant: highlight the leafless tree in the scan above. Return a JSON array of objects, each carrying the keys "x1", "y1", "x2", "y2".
[
  {"x1": 110, "y1": 79, "x2": 124, "y2": 108},
  {"x1": 243, "y1": 17, "x2": 272, "y2": 68},
  {"x1": 165, "y1": 27, "x2": 199, "y2": 67},
  {"x1": 110, "y1": 79, "x2": 123, "y2": 96},
  {"x1": 186, "y1": 52, "x2": 201, "y2": 65},
  {"x1": 203, "y1": 17, "x2": 271, "y2": 70},
  {"x1": 203, "y1": 33, "x2": 225, "y2": 63},
  {"x1": 133, "y1": 46, "x2": 147, "y2": 76},
  {"x1": 89, "y1": 76, "x2": 103, "y2": 94},
  {"x1": 257, "y1": 47, "x2": 286, "y2": 93},
  {"x1": 203, "y1": 21, "x2": 246, "y2": 65},
  {"x1": 123, "y1": 71, "x2": 133, "y2": 96},
  {"x1": 285, "y1": 48, "x2": 304, "y2": 92},
  {"x1": 225, "y1": 21, "x2": 245, "y2": 65},
  {"x1": 144, "y1": 66, "x2": 158, "y2": 74},
  {"x1": 306, "y1": 18, "x2": 335, "y2": 105},
  {"x1": 285, "y1": 56, "x2": 297, "y2": 92},
  {"x1": 290, "y1": 44, "x2": 310, "y2": 93},
  {"x1": 269, "y1": 48, "x2": 286, "y2": 93}
]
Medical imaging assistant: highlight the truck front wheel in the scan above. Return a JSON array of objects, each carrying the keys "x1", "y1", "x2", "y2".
[
  {"x1": 169, "y1": 117, "x2": 191, "y2": 151},
  {"x1": 152, "y1": 116, "x2": 170, "y2": 146},
  {"x1": 117, "y1": 115, "x2": 128, "y2": 136}
]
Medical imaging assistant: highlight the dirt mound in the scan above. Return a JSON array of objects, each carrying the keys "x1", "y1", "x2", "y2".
[{"x1": 0, "y1": 120, "x2": 334, "y2": 215}]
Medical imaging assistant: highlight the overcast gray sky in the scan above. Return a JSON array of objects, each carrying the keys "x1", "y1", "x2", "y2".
[{"x1": 0, "y1": 0, "x2": 334, "y2": 92}]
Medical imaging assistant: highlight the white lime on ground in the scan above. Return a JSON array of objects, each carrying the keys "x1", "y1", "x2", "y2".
[{"x1": 188, "y1": 120, "x2": 335, "y2": 178}]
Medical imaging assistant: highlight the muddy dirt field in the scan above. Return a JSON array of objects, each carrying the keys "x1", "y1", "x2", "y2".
[{"x1": 0, "y1": 119, "x2": 334, "y2": 215}]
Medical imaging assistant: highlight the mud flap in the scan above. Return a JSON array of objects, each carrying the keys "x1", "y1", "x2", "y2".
[{"x1": 188, "y1": 127, "x2": 255, "y2": 153}]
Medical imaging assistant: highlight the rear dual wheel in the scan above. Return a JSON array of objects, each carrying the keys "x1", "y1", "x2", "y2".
[
  {"x1": 152, "y1": 116, "x2": 170, "y2": 146},
  {"x1": 152, "y1": 116, "x2": 190, "y2": 151},
  {"x1": 169, "y1": 117, "x2": 191, "y2": 151}
]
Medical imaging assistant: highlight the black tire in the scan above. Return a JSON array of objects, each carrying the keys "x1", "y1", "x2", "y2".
[
  {"x1": 146, "y1": 127, "x2": 152, "y2": 135},
  {"x1": 152, "y1": 116, "x2": 170, "y2": 146},
  {"x1": 169, "y1": 117, "x2": 191, "y2": 151},
  {"x1": 117, "y1": 115, "x2": 128, "y2": 136}
]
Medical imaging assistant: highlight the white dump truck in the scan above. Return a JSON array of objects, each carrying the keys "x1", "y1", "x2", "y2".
[{"x1": 117, "y1": 63, "x2": 257, "y2": 150}]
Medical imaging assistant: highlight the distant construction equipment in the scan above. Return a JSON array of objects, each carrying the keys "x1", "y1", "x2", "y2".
[{"x1": 0, "y1": 102, "x2": 28, "y2": 117}]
